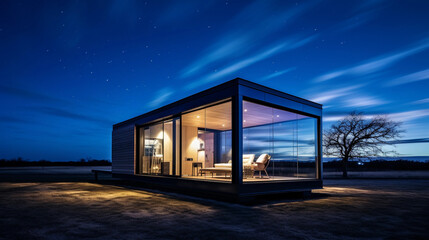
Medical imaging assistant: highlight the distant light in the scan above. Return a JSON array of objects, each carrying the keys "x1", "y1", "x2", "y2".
[
  {"x1": 196, "y1": 116, "x2": 200, "y2": 118},
  {"x1": 276, "y1": 115, "x2": 280, "y2": 118},
  {"x1": 222, "y1": 124, "x2": 225, "y2": 127},
  {"x1": 244, "y1": 109, "x2": 248, "y2": 112},
  {"x1": 243, "y1": 120, "x2": 246, "y2": 123}
]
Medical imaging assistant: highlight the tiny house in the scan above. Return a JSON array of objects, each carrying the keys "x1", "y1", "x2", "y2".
[{"x1": 112, "y1": 78, "x2": 322, "y2": 200}]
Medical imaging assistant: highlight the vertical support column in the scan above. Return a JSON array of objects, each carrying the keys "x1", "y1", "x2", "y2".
[
  {"x1": 179, "y1": 115, "x2": 183, "y2": 177},
  {"x1": 172, "y1": 119, "x2": 176, "y2": 176},
  {"x1": 134, "y1": 125, "x2": 138, "y2": 175},
  {"x1": 317, "y1": 117, "x2": 323, "y2": 180},
  {"x1": 232, "y1": 94, "x2": 243, "y2": 185}
]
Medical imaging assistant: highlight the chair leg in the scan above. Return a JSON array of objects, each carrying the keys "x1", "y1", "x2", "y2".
[{"x1": 264, "y1": 169, "x2": 269, "y2": 178}]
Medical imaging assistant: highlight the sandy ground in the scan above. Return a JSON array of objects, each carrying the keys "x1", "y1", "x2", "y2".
[{"x1": 0, "y1": 167, "x2": 428, "y2": 240}]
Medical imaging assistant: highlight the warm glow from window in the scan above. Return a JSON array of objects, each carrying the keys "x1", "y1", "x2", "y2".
[{"x1": 156, "y1": 131, "x2": 163, "y2": 139}]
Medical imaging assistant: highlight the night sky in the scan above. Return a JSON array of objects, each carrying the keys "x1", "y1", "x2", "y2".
[{"x1": 1, "y1": 0, "x2": 428, "y2": 161}]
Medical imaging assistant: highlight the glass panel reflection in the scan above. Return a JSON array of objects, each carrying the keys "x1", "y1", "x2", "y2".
[{"x1": 243, "y1": 101, "x2": 317, "y2": 182}]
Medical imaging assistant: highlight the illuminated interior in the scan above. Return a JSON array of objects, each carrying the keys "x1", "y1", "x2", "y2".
[
  {"x1": 137, "y1": 99, "x2": 318, "y2": 182},
  {"x1": 181, "y1": 101, "x2": 232, "y2": 181},
  {"x1": 138, "y1": 118, "x2": 180, "y2": 176}
]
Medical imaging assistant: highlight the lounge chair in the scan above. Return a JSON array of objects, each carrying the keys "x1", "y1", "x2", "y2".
[{"x1": 252, "y1": 154, "x2": 271, "y2": 178}]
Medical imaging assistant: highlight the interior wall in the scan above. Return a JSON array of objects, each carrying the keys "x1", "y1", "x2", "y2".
[
  {"x1": 199, "y1": 132, "x2": 214, "y2": 167},
  {"x1": 181, "y1": 125, "x2": 199, "y2": 176},
  {"x1": 163, "y1": 122, "x2": 173, "y2": 175}
]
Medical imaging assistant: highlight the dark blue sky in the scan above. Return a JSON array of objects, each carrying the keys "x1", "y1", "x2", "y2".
[{"x1": 1, "y1": 0, "x2": 428, "y2": 161}]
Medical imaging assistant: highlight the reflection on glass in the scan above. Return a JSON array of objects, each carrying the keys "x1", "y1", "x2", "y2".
[
  {"x1": 137, "y1": 99, "x2": 317, "y2": 182},
  {"x1": 243, "y1": 101, "x2": 317, "y2": 181},
  {"x1": 140, "y1": 123, "x2": 163, "y2": 175},
  {"x1": 139, "y1": 119, "x2": 181, "y2": 176}
]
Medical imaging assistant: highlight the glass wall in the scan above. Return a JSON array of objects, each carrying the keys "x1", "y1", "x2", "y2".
[
  {"x1": 136, "y1": 99, "x2": 317, "y2": 182},
  {"x1": 138, "y1": 118, "x2": 180, "y2": 176},
  {"x1": 181, "y1": 101, "x2": 232, "y2": 181},
  {"x1": 242, "y1": 100, "x2": 317, "y2": 182},
  {"x1": 139, "y1": 123, "x2": 163, "y2": 175}
]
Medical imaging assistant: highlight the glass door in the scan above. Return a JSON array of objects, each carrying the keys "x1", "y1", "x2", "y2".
[
  {"x1": 138, "y1": 118, "x2": 180, "y2": 176},
  {"x1": 139, "y1": 123, "x2": 163, "y2": 175},
  {"x1": 163, "y1": 118, "x2": 180, "y2": 176}
]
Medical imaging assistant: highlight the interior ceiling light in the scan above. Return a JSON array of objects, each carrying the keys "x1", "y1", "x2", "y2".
[
  {"x1": 243, "y1": 120, "x2": 246, "y2": 123},
  {"x1": 244, "y1": 109, "x2": 248, "y2": 112},
  {"x1": 276, "y1": 115, "x2": 280, "y2": 117},
  {"x1": 196, "y1": 115, "x2": 200, "y2": 118}
]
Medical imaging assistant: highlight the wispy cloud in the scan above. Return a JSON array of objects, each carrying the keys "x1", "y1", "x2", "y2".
[
  {"x1": 387, "y1": 69, "x2": 429, "y2": 86},
  {"x1": 335, "y1": 0, "x2": 386, "y2": 32},
  {"x1": 388, "y1": 138, "x2": 429, "y2": 144},
  {"x1": 411, "y1": 98, "x2": 429, "y2": 105},
  {"x1": 148, "y1": 88, "x2": 175, "y2": 108},
  {"x1": 0, "y1": 115, "x2": 33, "y2": 124},
  {"x1": 323, "y1": 115, "x2": 347, "y2": 122},
  {"x1": 180, "y1": 1, "x2": 318, "y2": 79},
  {"x1": 337, "y1": 10, "x2": 375, "y2": 32},
  {"x1": 323, "y1": 109, "x2": 429, "y2": 123},
  {"x1": 27, "y1": 106, "x2": 113, "y2": 126},
  {"x1": 180, "y1": 36, "x2": 248, "y2": 78},
  {"x1": 345, "y1": 96, "x2": 387, "y2": 108},
  {"x1": 185, "y1": 36, "x2": 316, "y2": 90},
  {"x1": 310, "y1": 84, "x2": 363, "y2": 104},
  {"x1": 0, "y1": 85, "x2": 69, "y2": 104},
  {"x1": 260, "y1": 68, "x2": 295, "y2": 82},
  {"x1": 313, "y1": 38, "x2": 429, "y2": 82},
  {"x1": 157, "y1": 1, "x2": 216, "y2": 25},
  {"x1": 389, "y1": 109, "x2": 429, "y2": 122}
]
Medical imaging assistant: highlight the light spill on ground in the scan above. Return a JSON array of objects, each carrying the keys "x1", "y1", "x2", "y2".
[
  {"x1": 0, "y1": 170, "x2": 428, "y2": 239},
  {"x1": 0, "y1": 181, "x2": 429, "y2": 239}
]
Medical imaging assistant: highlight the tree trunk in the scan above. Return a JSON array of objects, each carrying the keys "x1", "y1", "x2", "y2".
[{"x1": 341, "y1": 157, "x2": 348, "y2": 178}]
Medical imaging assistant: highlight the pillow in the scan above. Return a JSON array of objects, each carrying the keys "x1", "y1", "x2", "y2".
[
  {"x1": 242, "y1": 154, "x2": 255, "y2": 165},
  {"x1": 256, "y1": 154, "x2": 269, "y2": 164}
]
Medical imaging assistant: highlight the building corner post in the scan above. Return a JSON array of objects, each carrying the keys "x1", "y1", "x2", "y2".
[{"x1": 232, "y1": 92, "x2": 243, "y2": 185}]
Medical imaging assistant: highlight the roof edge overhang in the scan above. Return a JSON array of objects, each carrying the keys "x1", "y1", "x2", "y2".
[
  {"x1": 235, "y1": 78, "x2": 322, "y2": 108},
  {"x1": 113, "y1": 78, "x2": 322, "y2": 129}
]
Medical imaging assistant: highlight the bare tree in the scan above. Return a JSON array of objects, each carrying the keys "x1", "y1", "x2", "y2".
[{"x1": 323, "y1": 111, "x2": 402, "y2": 178}]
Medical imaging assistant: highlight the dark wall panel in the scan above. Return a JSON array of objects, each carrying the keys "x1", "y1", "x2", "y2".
[{"x1": 112, "y1": 124, "x2": 135, "y2": 175}]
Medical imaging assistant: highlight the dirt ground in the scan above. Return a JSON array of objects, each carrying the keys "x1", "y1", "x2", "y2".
[{"x1": 0, "y1": 167, "x2": 428, "y2": 240}]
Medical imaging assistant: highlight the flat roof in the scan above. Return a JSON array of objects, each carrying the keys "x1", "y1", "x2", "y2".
[{"x1": 113, "y1": 78, "x2": 322, "y2": 128}]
